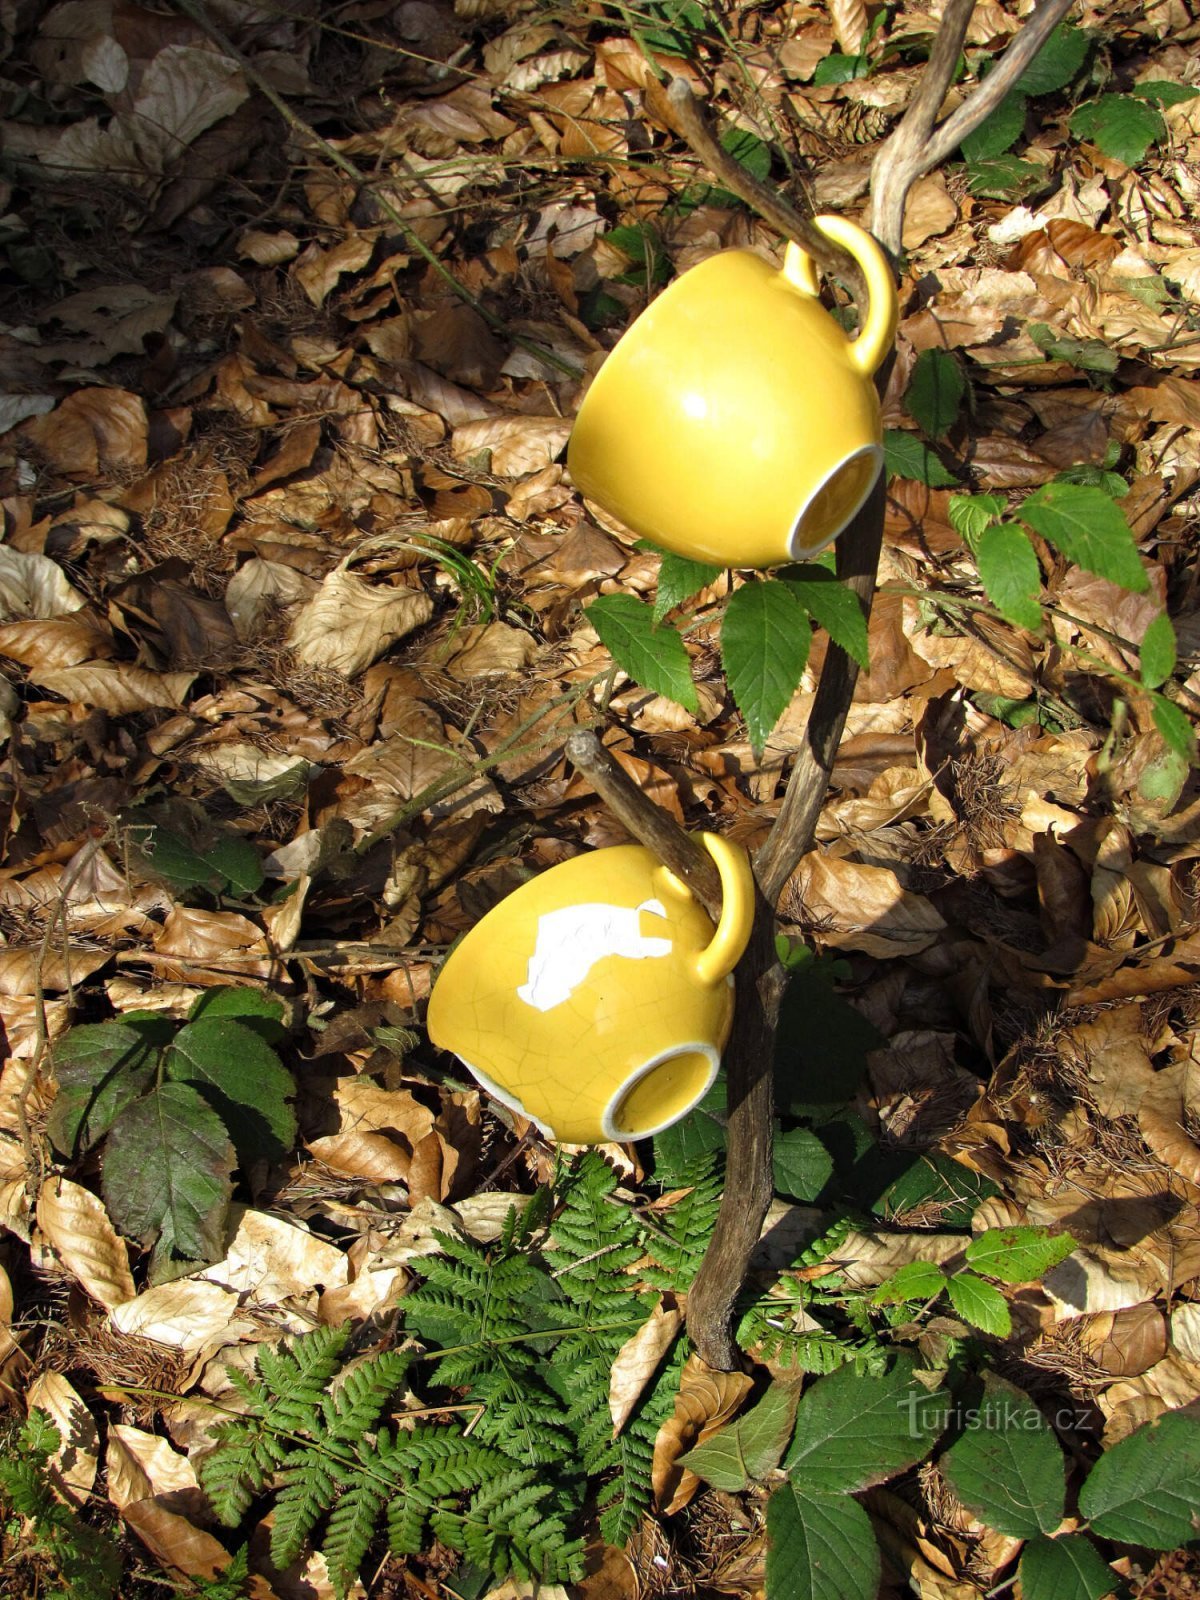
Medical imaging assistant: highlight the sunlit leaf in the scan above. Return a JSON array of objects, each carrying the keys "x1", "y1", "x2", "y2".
[
  {"x1": 587, "y1": 595, "x2": 699, "y2": 713},
  {"x1": 720, "y1": 579, "x2": 810, "y2": 756}
]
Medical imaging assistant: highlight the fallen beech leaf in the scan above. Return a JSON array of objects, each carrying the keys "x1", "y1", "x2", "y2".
[
  {"x1": 0, "y1": 615, "x2": 115, "y2": 667},
  {"x1": 902, "y1": 173, "x2": 959, "y2": 249},
  {"x1": 0, "y1": 547, "x2": 88, "y2": 622},
  {"x1": 109, "y1": 1280, "x2": 243, "y2": 1352},
  {"x1": 1077, "y1": 1303, "x2": 1167, "y2": 1378},
  {"x1": 288, "y1": 570, "x2": 433, "y2": 676},
  {"x1": 21, "y1": 386, "x2": 148, "y2": 475},
  {"x1": 442, "y1": 621, "x2": 538, "y2": 679},
  {"x1": 108, "y1": 1425, "x2": 232, "y2": 1580},
  {"x1": 783, "y1": 855, "x2": 945, "y2": 958},
  {"x1": 36, "y1": 1176, "x2": 136, "y2": 1309},
  {"x1": 197, "y1": 1206, "x2": 348, "y2": 1304},
  {"x1": 294, "y1": 232, "x2": 376, "y2": 306},
  {"x1": 224, "y1": 556, "x2": 318, "y2": 639},
  {"x1": 0, "y1": 946, "x2": 110, "y2": 995},
  {"x1": 452, "y1": 415, "x2": 572, "y2": 476},
  {"x1": 609, "y1": 1298, "x2": 682, "y2": 1434},
  {"x1": 154, "y1": 906, "x2": 264, "y2": 960},
  {"x1": 31, "y1": 661, "x2": 196, "y2": 712},
  {"x1": 27, "y1": 1370, "x2": 99, "y2": 1501},
  {"x1": 1171, "y1": 1304, "x2": 1200, "y2": 1364},
  {"x1": 1137, "y1": 1060, "x2": 1200, "y2": 1186},
  {"x1": 651, "y1": 1353, "x2": 754, "y2": 1514},
  {"x1": 1100, "y1": 1351, "x2": 1200, "y2": 1443}
]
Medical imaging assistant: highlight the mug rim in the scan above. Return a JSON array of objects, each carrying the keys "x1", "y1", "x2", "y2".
[
  {"x1": 601, "y1": 1041, "x2": 720, "y2": 1141},
  {"x1": 787, "y1": 441, "x2": 884, "y2": 561}
]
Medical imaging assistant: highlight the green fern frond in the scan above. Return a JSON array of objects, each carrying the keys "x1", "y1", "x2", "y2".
[
  {"x1": 323, "y1": 1480, "x2": 387, "y2": 1597},
  {"x1": 644, "y1": 1152, "x2": 723, "y2": 1288}
]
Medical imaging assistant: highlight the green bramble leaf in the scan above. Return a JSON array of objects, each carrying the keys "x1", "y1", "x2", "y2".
[
  {"x1": 773, "y1": 1125, "x2": 833, "y2": 1202},
  {"x1": 1018, "y1": 1534, "x2": 1117, "y2": 1600},
  {"x1": 961, "y1": 90, "x2": 1027, "y2": 159},
  {"x1": 681, "y1": 1380, "x2": 800, "y2": 1490},
  {"x1": 1079, "y1": 1408, "x2": 1200, "y2": 1548},
  {"x1": 1132, "y1": 80, "x2": 1200, "y2": 108},
  {"x1": 638, "y1": 544, "x2": 722, "y2": 625},
  {"x1": 1139, "y1": 613, "x2": 1177, "y2": 689},
  {"x1": 102, "y1": 1081, "x2": 235, "y2": 1261},
  {"x1": 48, "y1": 1021, "x2": 160, "y2": 1157},
  {"x1": 941, "y1": 1374, "x2": 1066, "y2": 1537},
  {"x1": 766, "y1": 1485, "x2": 880, "y2": 1600},
  {"x1": 884, "y1": 430, "x2": 960, "y2": 488},
  {"x1": 976, "y1": 522, "x2": 1043, "y2": 631},
  {"x1": 1028, "y1": 323, "x2": 1119, "y2": 375},
  {"x1": 720, "y1": 579, "x2": 810, "y2": 757},
  {"x1": 165, "y1": 1017, "x2": 297, "y2": 1161},
  {"x1": 779, "y1": 564, "x2": 869, "y2": 669},
  {"x1": 813, "y1": 53, "x2": 870, "y2": 86},
  {"x1": 189, "y1": 985, "x2": 287, "y2": 1044},
  {"x1": 1019, "y1": 483, "x2": 1148, "y2": 593},
  {"x1": 904, "y1": 348, "x2": 966, "y2": 440},
  {"x1": 1071, "y1": 95, "x2": 1166, "y2": 166},
  {"x1": 945, "y1": 1270, "x2": 1011, "y2": 1336},
  {"x1": 964, "y1": 1226, "x2": 1077, "y2": 1284},
  {"x1": 720, "y1": 127, "x2": 772, "y2": 179},
  {"x1": 1015, "y1": 23, "x2": 1090, "y2": 96},
  {"x1": 965, "y1": 155, "x2": 1046, "y2": 200},
  {"x1": 783, "y1": 1354, "x2": 949, "y2": 1491},
  {"x1": 949, "y1": 493, "x2": 1006, "y2": 546},
  {"x1": 586, "y1": 594, "x2": 699, "y2": 713},
  {"x1": 872, "y1": 1260, "x2": 947, "y2": 1306},
  {"x1": 1151, "y1": 694, "x2": 1197, "y2": 762}
]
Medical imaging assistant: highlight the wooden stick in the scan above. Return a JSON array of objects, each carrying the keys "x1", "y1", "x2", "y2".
[{"x1": 563, "y1": 731, "x2": 723, "y2": 919}]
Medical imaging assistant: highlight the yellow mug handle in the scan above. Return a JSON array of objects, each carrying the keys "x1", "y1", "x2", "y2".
[
  {"x1": 782, "y1": 214, "x2": 898, "y2": 378},
  {"x1": 684, "y1": 832, "x2": 756, "y2": 987}
]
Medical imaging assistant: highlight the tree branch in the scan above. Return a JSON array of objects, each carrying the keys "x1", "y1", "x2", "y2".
[
  {"x1": 563, "y1": 731, "x2": 723, "y2": 918},
  {"x1": 667, "y1": 77, "x2": 868, "y2": 311},
  {"x1": 870, "y1": 0, "x2": 1077, "y2": 253}
]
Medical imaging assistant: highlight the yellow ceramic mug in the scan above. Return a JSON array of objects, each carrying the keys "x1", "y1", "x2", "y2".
[
  {"x1": 566, "y1": 215, "x2": 898, "y2": 569},
  {"x1": 426, "y1": 833, "x2": 755, "y2": 1144}
]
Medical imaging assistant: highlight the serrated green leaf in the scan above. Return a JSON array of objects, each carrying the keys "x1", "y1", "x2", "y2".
[
  {"x1": 720, "y1": 127, "x2": 772, "y2": 179},
  {"x1": 207, "y1": 833, "x2": 264, "y2": 898},
  {"x1": 606, "y1": 223, "x2": 671, "y2": 287},
  {"x1": 1015, "y1": 23, "x2": 1090, "y2": 96},
  {"x1": 965, "y1": 155, "x2": 1046, "y2": 199},
  {"x1": 783, "y1": 1353, "x2": 949, "y2": 1490},
  {"x1": 904, "y1": 348, "x2": 966, "y2": 440},
  {"x1": 872, "y1": 1260, "x2": 947, "y2": 1306},
  {"x1": 948, "y1": 493, "x2": 1006, "y2": 544},
  {"x1": 653, "y1": 1079, "x2": 727, "y2": 1178},
  {"x1": 941, "y1": 1374, "x2": 1065, "y2": 1537},
  {"x1": 48, "y1": 1022, "x2": 161, "y2": 1157},
  {"x1": 586, "y1": 595, "x2": 699, "y2": 713},
  {"x1": 1019, "y1": 483, "x2": 1148, "y2": 592},
  {"x1": 965, "y1": 1226, "x2": 1077, "y2": 1284},
  {"x1": 873, "y1": 1151, "x2": 998, "y2": 1227},
  {"x1": 976, "y1": 522, "x2": 1043, "y2": 631},
  {"x1": 165, "y1": 1018, "x2": 296, "y2": 1161},
  {"x1": 883, "y1": 430, "x2": 960, "y2": 487},
  {"x1": 1151, "y1": 694, "x2": 1197, "y2": 761},
  {"x1": 1132, "y1": 80, "x2": 1200, "y2": 108},
  {"x1": 644, "y1": 547, "x2": 723, "y2": 625},
  {"x1": 1080, "y1": 1408, "x2": 1200, "y2": 1548},
  {"x1": 773, "y1": 1126, "x2": 834, "y2": 1202},
  {"x1": 961, "y1": 91, "x2": 1027, "y2": 159},
  {"x1": 945, "y1": 1270, "x2": 1011, "y2": 1336},
  {"x1": 720, "y1": 580, "x2": 810, "y2": 756},
  {"x1": 778, "y1": 565, "x2": 869, "y2": 669},
  {"x1": 189, "y1": 986, "x2": 287, "y2": 1044},
  {"x1": 1140, "y1": 613, "x2": 1177, "y2": 689},
  {"x1": 766, "y1": 1484, "x2": 881, "y2": 1600},
  {"x1": 681, "y1": 1380, "x2": 801, "y2": 1490},
  {"x1": 1019, "y1": 1534, "x2": 1116, "y2": 1600},
  {"x1": 128, "y1": 821, "x2": 226, "y2": 893},
  {"x1": 102, "y1": 1082, "x2": 235, "y2": 1260},
  {"x1": 1071, "y1": 95, "x2": 1166, "y2": 166}
]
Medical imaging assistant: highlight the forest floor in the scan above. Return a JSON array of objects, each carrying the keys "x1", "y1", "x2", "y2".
[{"x1": 2, "y1": 0, "x2": 1200, "y2": 1596}]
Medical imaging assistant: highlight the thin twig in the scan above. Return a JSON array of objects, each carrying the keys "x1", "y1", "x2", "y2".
[
  {"x1": 667, "y1": 78, "x2": 868, "y2": 310},
  {"x1": 870, "y1": 0, "x2": 1076, "y2": 254},
  {"x1": 171, "y1": 0, "x2": 582, "y2": 379},
  {"x1": 563, "y1": 731, "x2": 723, "y2": 919}
]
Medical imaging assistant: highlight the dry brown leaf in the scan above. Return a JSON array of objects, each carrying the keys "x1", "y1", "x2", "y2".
[
  {"x1": 452, "y1": 415, "x2": 572, "y2": 476},
  {"x1": 197, "y1": 1207, "x2": 348, "y2": 1304},
  {"x1": 1170, "y1": 1304, "x2": 1200, "y2": 1363},
  {"x1": 36, "y1": 1177, "x2": 136, "y2": 1309},
  {"x1": 154, "y1": 906, "x2": 263, "y2": 960},
  {"x1": 31, "y1": 661, "x2": 196, "y2": 711},
  {"x1": 294, "y1": 233, "x2": 377, "y2": 307},
  {"x1": 783, "y1": 854, "x2": 946, "y2": 957},
  {"x1": 609, "y1": 1298, "x2": 683, "y2": 1435},
  {"x1": 441, "y1": 622, "x2": 538, "y2": 679},
  {"x1": 1101, "y1": 1351, "x2": 1200, "y2": 1443},
  {"x1": 0, "y1": 615, "x2": 115, "y2": 667},
  {"x1": 1138, "y1": 1060, "x2": 1200, "y2": 1186},
  {"x1": 109, "y1": 1280, "x2": 245, "y2": 1352},
  {"x1": 827, "y1": 0, "x2": 868, "y2": 51},
  {"x1": 224, "y1": 557, "x2": 318, "y2": 639},
  {"x1": 237, "y1": 227, "x2": 299, "y2": 265},
  {"x1": 804, "y1": 1228, "x2": 965, "y2": 1288},
  {"x1": 288, "y1": 570, "x2": 433, "y2": 676},
  {"x1": 1077, "y1": 1303, "x2": 1167, "y2": 1378},
  {"x1": 902, "y1": 173, "x2": 959, "y2": 249},
  {"x1": 651, "y1": 1353, "x2": 755, "y2": 1515},
  {"x1": 1060, "y1": 1008, "x2": 1156, "y2": 1119},
  {"x1": 0, "y1": 946, "x2": 111, "y2": 995},
  {"x1": 21, "y1": 387, "x2": 148, "y2": 474},
  {"x1": 27, "y1": 1370, "x2": 99, "y2": 1502},
  {"x1": 107, "y1": 1424, "x2": 233, "y2": 1580},
  {"x1": 0, "y1": 547, "x2": 88, "y2": 622}
]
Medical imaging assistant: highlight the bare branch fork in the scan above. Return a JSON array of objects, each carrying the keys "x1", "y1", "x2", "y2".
[{"x1": 568, "y1": 0, "x2": 1080, "y2": 1368}]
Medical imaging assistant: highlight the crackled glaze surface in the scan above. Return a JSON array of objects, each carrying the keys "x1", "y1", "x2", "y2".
[{"x1": 426, "y1": 845, "x2": 736, "y2": 1143}]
